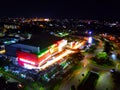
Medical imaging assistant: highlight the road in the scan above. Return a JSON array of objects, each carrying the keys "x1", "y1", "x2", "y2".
[
  {"x1": 56, "y1": 37, "x2": 117, "y2": 90},
  {"x1": 58, "y1": 52, "x2": 91, "y2": 90},
  {"x1": 95, "y1": 72, "x2": 114, "y2": 90},
  {"x1": 51, "y1": 41, "x2": 88, "y2": 90},
  {"x1": 58, "y1": 65, "x2": 89, "y2": 90}
]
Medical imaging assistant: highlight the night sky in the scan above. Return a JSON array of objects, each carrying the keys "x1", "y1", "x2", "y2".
[{"x1": 0, "y1": 0, "x2": 120, "y2": 19}]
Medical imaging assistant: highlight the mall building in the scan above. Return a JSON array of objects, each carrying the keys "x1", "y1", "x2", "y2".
[{"x1": 5, "y1": 32, "x2": 67, "y2": 69}]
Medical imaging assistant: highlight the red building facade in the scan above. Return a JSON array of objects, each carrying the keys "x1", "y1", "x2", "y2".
[{"x1": 17, "y1": 39, "x2": 67, "y2": 69}]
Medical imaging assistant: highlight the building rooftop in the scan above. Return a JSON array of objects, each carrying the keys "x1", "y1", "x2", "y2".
[{"x1": 19, "y1": 32, "x2": 63, "y2": 50}]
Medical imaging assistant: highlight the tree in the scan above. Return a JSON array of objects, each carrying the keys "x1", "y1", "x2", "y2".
[
  {"x1": 71, "y1": 85, "x2": 76, "y2": 90},
  {"x1": 68, "y1": 52, "x2": 84, "y2": 65},
  {"x1": 104, "y1": 41, "x2": 113, "y2": 54},
  {"x1": 97, "y1": 52, "x2": 108, "y2": 60},
  {"x1": 93, "y1": 52, "x2": 109, "y2": 65}
]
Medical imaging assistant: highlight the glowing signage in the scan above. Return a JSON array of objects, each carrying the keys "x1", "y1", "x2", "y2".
[
  {"x1": 38, "y1": 50, "x2": 49, "y2": 58},
  {"x1": 19, "y1": 58, "x2": 35, "y2": 65},
  {"x1": 88, "y1": 37, "x2": 92, "y2": 44}
]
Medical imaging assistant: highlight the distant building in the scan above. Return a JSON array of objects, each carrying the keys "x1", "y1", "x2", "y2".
[{"x1": 4, "y1": 24, "x2": 20, "y2": 30}]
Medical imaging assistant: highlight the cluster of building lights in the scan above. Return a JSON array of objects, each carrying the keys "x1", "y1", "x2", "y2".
[{"x1": 39, "y1": 50, "x2": 74, "y2": 70}]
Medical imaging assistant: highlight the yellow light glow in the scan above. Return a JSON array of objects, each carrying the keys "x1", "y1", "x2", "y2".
[
  {"x1": 39, "y1": 50, "x2": 74, "y2": 69},
  {"x1": 72, "y1": 41, "x2": 85, "y2": 49},
  {"x1": 39, "y1": 55, "x2": 52, "y2": 66},
  {"x1": 0, "y1": 50, "x2": 5, "y2": 54},
  {"x1": 44, "y1": 18, "x2": 50, "y2": 22},
  {"x1": 39, "y1": 41, "x2": 86, "y2": 70}
]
